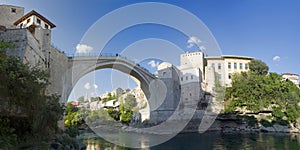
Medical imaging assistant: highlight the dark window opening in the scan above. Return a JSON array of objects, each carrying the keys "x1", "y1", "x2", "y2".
[
  {"x1": 37, "y1": 18, "x2": 41, "y2": 24},
  {"x1": 11, "y1": 8, "x2": 16, "y2": 13}
]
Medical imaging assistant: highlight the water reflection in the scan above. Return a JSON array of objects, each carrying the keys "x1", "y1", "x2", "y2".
[{"x1": 82, "y1": 132, "x2": 300, "y2": 150}]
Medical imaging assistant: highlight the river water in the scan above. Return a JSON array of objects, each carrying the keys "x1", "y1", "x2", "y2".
[{"x1": 81, "y1": 132, "x2": 300, "y2": 150}]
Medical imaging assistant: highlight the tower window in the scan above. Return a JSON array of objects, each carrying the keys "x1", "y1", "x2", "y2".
[
  {"x1": 11, "y1": 8, "x2": 16, "y2": 13},
  {"x1": 240, "y1": 63, "x2": 243, "y2": 69},
  {"x1": 234, "y1": 63, "x2": 237, "y2": 69},
  {"x1": 37, "y1": 18, "x2": 41, "y2": 24},
  {"x1": 191, "y1": 75, "x2": 193, "y2": 80},
  {"x1": 45, "y1": 24, "x2": 49, "y2": 29},
  {"x1": 228, "y1": 62, "x2": 231, "y2": 69},
  {"x1": 27, "y1": 18, "x2": 31, "y2": 23},
  {"x1": 218, "y1": 63, "x2": 221, "y2": 69}
]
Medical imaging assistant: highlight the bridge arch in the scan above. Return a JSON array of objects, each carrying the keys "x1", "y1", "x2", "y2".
[{"x1": 64, "y1": 56, "x2": 156, "y2": 110}]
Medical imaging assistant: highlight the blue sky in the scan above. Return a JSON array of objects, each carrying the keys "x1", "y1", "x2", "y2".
[{"x1": 2, "y1": 0, "x2": 300, "y2": 101}]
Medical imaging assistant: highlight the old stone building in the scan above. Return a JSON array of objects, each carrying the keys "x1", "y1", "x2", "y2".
[
  {"x1": 205, "y1": 55, "x2": 253, "y2": 86},
  {"x1": 0, "y1": 5, "x2": 69, "y2": 99}
]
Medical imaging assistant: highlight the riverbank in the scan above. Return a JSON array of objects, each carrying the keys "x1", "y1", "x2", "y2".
[{"x1": 77, "y1": 118, "x2": 300, "y2": 137}]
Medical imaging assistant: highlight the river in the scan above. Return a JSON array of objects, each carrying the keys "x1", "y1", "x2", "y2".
[{"x1": 81, "y1": 131, "x2": 300, "y2": 150}]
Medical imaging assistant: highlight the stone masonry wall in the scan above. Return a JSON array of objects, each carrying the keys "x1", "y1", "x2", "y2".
[{"x1": 47, "y1": 45, "x2": 69, "y2": 102}]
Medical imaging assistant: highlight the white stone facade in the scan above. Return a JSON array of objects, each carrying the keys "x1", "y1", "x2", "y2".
[
  {"x1": 282, "y1": 73, "x2": 299, "y2": 87},
  {"x1": 205, "y1": 55, "x2": 253, "y2": 86},
  {"x1": 14, "y1": 10, "x2": 56, "y2": 30},
  {"x1": 156, "y1": 52, "x2": 253, "y2": 112}
]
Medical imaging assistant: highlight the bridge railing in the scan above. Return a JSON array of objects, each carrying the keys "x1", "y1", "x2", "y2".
[{"x1": 67, "y1": 53, "x2": 156, "y2": 78}]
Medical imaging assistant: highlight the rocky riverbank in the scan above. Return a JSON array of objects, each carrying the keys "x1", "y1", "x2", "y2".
[
  {"x1": 76, "y1": 113, "x2": 300, "y2": 137},
  {"x1": 182, "y1": 114, "x2": 300, "y2": 134}
]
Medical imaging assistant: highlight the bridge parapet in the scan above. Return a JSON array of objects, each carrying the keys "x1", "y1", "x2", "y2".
[{"x1": 68, "y1": 54, "x2": 156, "y2": 78}]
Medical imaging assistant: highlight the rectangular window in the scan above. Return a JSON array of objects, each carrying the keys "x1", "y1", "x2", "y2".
[
  {"x1": 245, "y1": 63, "x2": 249, "y2": 70},
  {"x1": 186, "y1": 76, "x2": 188, "y2": 80},
  {"x1": 19, "y1": 23, "x2": 23, "y2": 28},
  {"x1": 181, "y1": 77, "x2": 183, "y2": 81},
  {"x1": 27, "y1": 18, "x2": 30, "y2": 23},
  {"x1": 11, "y1": 8, "x2": 16, "y2": 13},
  {"x1": 37, "y1": 18, "x2": 41, "y2": 24},
  {"x1": 211, "y1": 63, "x2": 215, "y2": 68},
  {"x1": 228, "y1": 73, "x2": 231, "y2": 79},
  {"x1": 45, "y1": 24, "x2": 49, "y2": 29},
  {"x1": 234, "y1": 63, "x2": 237, "y2": 69},
  {"x1": 191, "y1": 75, "x2": 193, "y2": 80},
  {"x1": 240, "y1": 63, "x2": 243, "y2": 69},
  {"x1": 228, "y1": 62, "x2": 231, "y2": 69},
  {"x1": 218, "y1": 63, "x2": 221, "y2": 70}
]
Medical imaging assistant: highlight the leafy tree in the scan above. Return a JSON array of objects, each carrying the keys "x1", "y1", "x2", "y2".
[
  {"x1": 225, "y1": 61, "x2": 300, "y2": 124},
  {"x1": 123, "y1": 94, "x2": 137, "y2": 110},
  {"x1": 249, "y1": 59, "x2": 269, "y2": 75},
  {"x1": 119, "y1": 94, "x2": 137, "y2": 123},
  {"x1": 77, "y1": 96, "x2": 85, "y2": 103}
]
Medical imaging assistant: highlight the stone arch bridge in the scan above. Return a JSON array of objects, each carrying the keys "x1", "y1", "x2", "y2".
[
  {"x1": 51, "y1": 54, "x2": 180, "y2": 122},
  {"x1": 65, "y1": 55, "x2": 156, "y2": 102}
]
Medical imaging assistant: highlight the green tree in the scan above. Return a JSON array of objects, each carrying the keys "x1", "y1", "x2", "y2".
[
  {"x1": 119, "y1": 94, "x2": 137, "y2": 123},
  {"x1": 123, "y1": 94, "x2": 137, "y2": 110},
  {"x1": 225, "y1": 61, "x2": 300, "y2": 124},
  {"x1": 77, "y1": 96, "x2": 84, "y2": 103},
  {"x1": 249, "y1": 59, "x2": 269, "y2": 75}
]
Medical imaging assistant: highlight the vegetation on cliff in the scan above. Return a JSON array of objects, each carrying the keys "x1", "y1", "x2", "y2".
[
  {"x1": 64, "y1": 93, "x2": 138, "y2": 132},
  {"x1": 225, "y1": 59, "x2": 300, "y2": 126},
  {"x1": 0, "y1": 41, "x2": 63, "y2": 148}
]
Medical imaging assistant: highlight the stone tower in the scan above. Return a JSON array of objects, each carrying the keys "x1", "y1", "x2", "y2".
[{"x1": 0, "y1": 5, "x2": 24, "y2": 29}]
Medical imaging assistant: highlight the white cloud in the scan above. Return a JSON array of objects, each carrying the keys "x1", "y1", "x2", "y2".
[
  {"x1": 90, "y1": 92, "x2": 97, "y2": 97},
  {"x1": 273, "y1": 56, "x2": 280, "y2": 61},
  {"x1": 148, "y1": 60, "x2": 160, "y2": 68},
  {"x1": 187, "y1": 36, "x2": 201, "y2": 49},
  {"x1": 84, "y1": 82, "x2": 98, "y2": 90},
  {"x1": 200, "y1": 45, "x2": 206, "y2": 51},
  {"x1": 84, "y1": 82, "x2": 91, "y2": 90},
  {"x1": 76, "y1": 44, "x2": 93, "y2": 53}
]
